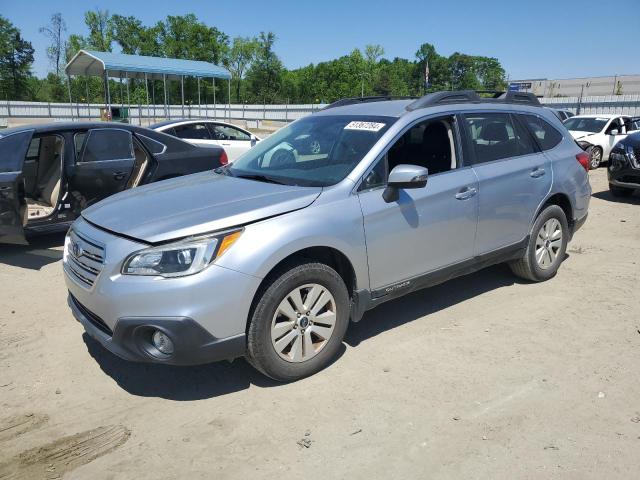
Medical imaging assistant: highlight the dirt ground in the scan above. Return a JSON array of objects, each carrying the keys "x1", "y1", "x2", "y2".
[{"x1": 0, "y1": 169, "x2": 639, "y2": 480}]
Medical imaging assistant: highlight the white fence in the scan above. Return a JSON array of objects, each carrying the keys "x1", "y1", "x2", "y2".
[
  {"x1": 0, "y1": 101, "x2": 323, "y2": 124},
  {"x1": 1, "y1": 94, "x2": 639, "y2": 125}
]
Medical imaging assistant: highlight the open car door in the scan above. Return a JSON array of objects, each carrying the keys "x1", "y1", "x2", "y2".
[
  {"x1": 68, "y1": 128, "x2": 136, "y2": 209},
  {"x1": 0, "y1": 130, "x2": 33, "y2": 244}
]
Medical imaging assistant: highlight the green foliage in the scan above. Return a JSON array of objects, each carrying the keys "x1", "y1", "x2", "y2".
[
  {"x1": 39, "y1": 13, "x2": 66, "y2": 76},
  {"x1": 0, "y1": 10, "x2": 508, "y2": 104},
  {"x1": 245, "y1": 32, "x2": 283, "y2": 103},
  {"x1": 0, "y1": 15, "x2": 35, "y2": 100}
]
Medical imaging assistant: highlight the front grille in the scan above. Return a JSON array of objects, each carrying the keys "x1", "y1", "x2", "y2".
[
  {"x1": 70, "y1": 294, "x2": 113, "y2": 336},
  {"x1": 64, "y1": 230, "x2": 105, "y2": 288}
]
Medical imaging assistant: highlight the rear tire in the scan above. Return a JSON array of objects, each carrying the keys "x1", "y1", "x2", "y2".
[
  {"x1": 609, "y1": 184, "x2": 634, "y2": 198},
  {"x1": 246, "y1": 262, "x2": 350, "y2": 382},
  {"x1": 509, "y1": 205, "x2": 569, "y2": 282}
]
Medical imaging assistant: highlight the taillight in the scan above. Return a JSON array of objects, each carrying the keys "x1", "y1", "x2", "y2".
[
  {"x1": 576, "y1": 152, "x2": 589, "y2": 172},
  {"x1": 220, "y1": 149, "x2": 228, "y2": 166}
]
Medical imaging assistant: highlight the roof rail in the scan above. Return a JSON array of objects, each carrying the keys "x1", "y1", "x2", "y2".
[
  {"x1": 323, "y1": 96, "x2": 418, "y2": 110},
  {"x1": 406, "y1": 90, "x2": 481, "y2": 110},
  {"x1": 406, "y1": 89, "x2": 541, "y2": 111}
]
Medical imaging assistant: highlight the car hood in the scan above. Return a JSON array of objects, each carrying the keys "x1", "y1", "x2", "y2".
[
  {"x1": 82, "y1": 172, "x2": 322, "y2": 243},
  {"x1": 569, "y1": 130, "x2": 596, "y2": 140}
]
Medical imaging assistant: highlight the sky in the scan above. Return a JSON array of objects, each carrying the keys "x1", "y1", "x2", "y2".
[{"x1": 2, "y1": 0, "x2": 639, "y2": 80}]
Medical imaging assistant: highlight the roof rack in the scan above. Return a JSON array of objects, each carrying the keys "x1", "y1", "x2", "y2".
[
  {"x1": 405, "y1": 90, "x2": 541, "y2": 111},
  {"x1": 323, "y1": 96, "x2": 418, "y2": 110}
]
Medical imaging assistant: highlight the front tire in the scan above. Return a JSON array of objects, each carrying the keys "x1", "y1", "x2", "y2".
[
  {"x1": 510, "y1": 205, "x2": 569, "y2": 282},
  {"x1": 589, "y1": 147, "x2": 602, "y2": 170},
  {"x1": 246, "y1": 262, "x2": 350, "y2": 381},
  {"x1": 609, "y1": 184, "x2": 634, "y2": 198}
]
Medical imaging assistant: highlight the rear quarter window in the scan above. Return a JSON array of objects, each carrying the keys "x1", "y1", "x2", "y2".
[{"x1": 521, "y1": 115, "x2": 563, "y2": 151}]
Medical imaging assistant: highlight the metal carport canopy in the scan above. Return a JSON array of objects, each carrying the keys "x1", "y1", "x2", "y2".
[{"x1": 65, "y1": 50, "x2": 231, "y2": 81}]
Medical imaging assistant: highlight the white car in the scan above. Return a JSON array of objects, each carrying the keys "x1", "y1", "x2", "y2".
[
  {"x1": 563, "y1": 114, "x2": 638, "y2": 169},
  {"x1": 150, "y1": 120, "x2": 260, "y2": 163}
]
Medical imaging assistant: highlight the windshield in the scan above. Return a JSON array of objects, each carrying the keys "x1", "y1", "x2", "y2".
[
  {"x1": 563, "y1": 117, "x2": 608, "y2": 133},
  {"x1": 224, "y1": 115, "x2": 395, "y2": 187}
]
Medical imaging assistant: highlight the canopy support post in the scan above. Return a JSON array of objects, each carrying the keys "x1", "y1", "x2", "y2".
[
  {"x1": 67, "y1": 74, "x2": 74, "y2": 120},
  {"x1": 197, "y1": 77, "x2": 201, "y2": 118},
  {"x1": 181, "y1": 75, "x2": 185, "y2": 118},
  {"x1": 85, "y1": 75, "x2": 90, "y2": 119},
  {"x1": 228, "y1": 78, "x2": 231, "y2": 121},
  {"x1": 104, "y1": 70, "x2": 111, "y2": 120},
  {"x1": 152, "y1": 78, "x2": 156, "y2": 120},
  {"x1": 126, "y1": 72, "x2": 131, "y2": 123},
  {"x1": 163, "y1": 74, "x2": 168, "y2": 119},
  {"x1": 120, "y1": 75, "x2": 124, "y2": 108},
  {"x1": 213, "y1": 77, "x2": 216, "y2": 119},
  {"x1": 145, "y1": 73, "x2": 150, "y2": 125}
]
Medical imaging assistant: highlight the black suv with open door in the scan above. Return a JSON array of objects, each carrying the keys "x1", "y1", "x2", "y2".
[{"x1": 0, "y1": 122, "x2": 225, "y2": 244}]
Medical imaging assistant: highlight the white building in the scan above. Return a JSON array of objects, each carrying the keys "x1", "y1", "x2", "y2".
[{"x1": 509, "y1": 75, "x2": 640, "y2": 97}]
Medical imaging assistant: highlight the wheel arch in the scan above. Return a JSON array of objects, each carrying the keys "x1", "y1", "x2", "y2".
[
  {"x1": 245, "y1": 246, "x2": 358, "y2": 333},
  {"x1": 536, "y1": 192, "x2": 574, "y2": 226}
]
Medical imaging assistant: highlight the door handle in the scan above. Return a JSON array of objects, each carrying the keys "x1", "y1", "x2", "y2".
[
  {"x1": 113, "y1": 172, "x2": 127, "y2": 181},
  {"x1": 221, "y1": 142, "x2": 231, "y2": 146},
  {"x1": 455, "y1": 186, "x2": 477, "y2": 200},
  {"x1": 530, "y1": 167, "x2": 546, "y2": 178}
]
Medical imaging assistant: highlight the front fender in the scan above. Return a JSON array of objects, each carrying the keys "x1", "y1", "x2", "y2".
[{"x1": 216, "y1": 195, "x2": 369, "y2": 291}]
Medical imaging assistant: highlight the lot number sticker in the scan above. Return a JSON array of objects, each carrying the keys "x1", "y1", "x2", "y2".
[{"x1": 344, "y1": 121, "x2": 386, "y2": 132}]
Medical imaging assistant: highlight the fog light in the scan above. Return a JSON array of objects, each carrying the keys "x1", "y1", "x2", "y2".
[{"x1": 152, "y1": 330, "x2": 174, "y2": 355}]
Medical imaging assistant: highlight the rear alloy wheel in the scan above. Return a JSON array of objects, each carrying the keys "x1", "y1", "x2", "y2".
[
  {"x1": 246, "y1": 262, "x2": 349, "y2": 381},
  {"x1": 589, "y1": 147, "x2": 602, "y2": 170},
  {"x1": 509, "y1": 205, "x2": 568, "y2": 282},
  {"x1": 534, "y1": 218, "x2": 563, "y2": 270}
]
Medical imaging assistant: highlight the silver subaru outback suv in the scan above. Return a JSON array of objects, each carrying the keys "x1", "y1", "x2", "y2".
[{"x1": 64, "y1": 91, "x2": 591, "y2": 381}]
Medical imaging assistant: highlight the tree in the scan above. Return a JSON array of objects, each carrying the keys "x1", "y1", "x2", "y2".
[
  {"x1": 245, "y1": 32, "x2": 283, "y2": 103},
  {"x1": 157, "y1": 14, "x2": 228, "y2": 63},
  {"x1": 111, "y1": 15, "x2": 147, "y2": 54},
  {"x1": 39, "y1": 13, "x2": 66, "y2": 76},
  {"x1": 0, "y1": 15, "x2": 35, "y2": 100},
  {"x1": 224, "y1": 36, "x2": 258, "y2": 102},
  {"x1": 84, "y1": 9, "x2": 113, "y2": 51}
]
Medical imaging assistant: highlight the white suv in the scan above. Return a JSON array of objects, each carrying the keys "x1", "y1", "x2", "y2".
[{"x1": 564, "y1": 114, "x2": 638, "y2": 169}]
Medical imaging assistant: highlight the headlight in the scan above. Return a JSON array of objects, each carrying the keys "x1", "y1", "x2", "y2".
[{"x1": 122, "y1": 229, "x2": 242, "y2": 277}]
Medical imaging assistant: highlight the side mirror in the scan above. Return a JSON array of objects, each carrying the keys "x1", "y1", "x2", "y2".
[
  {"x1": 609, "y1": 129, "x2": 619, "y2": 136},
  {"x1": 250, "y1": 135, "x2": 257, "y2": 147},
  {"x1": 382, "y1": 164, "x2": 429, "y2": 203}
]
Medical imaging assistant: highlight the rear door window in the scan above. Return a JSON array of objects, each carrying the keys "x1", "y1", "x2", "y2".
[
  {"x1": 463, "y1": 113, "x2": 536, "y2": 164},
  {"x1": 80, "y1": 129, "x2": 134, "y2": 162},
  {"x1": 0, "y1": 130, "x2": 33, "y2": 173},
  {"x1": 173, "y1": 123, "x2": 212, "y2": 140},
  {"x1": 521, "y1": 115, "x2": 563, "y2": 151},
  {"x1": 210, "y1": 124, "x2": 251, "y2": 141}
]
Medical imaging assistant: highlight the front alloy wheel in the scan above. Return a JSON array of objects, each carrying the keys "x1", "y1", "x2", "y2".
[
  {"x1": 589, "y1": 147, "x2": 602, "y2": 169},
  {"x1": 246, "y1": 262, "x2": 349, "y2": 381},
  {"x1": 270, "y1": 284, "x2": 337, "y2": 362}
]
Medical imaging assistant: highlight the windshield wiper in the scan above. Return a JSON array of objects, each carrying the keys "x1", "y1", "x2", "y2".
[{"x1": 234, "y1": 174, "x2": 290, "y2": 185}]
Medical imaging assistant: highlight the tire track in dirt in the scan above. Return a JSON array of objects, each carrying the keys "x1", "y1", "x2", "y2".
[
  {"x1": 0, "y1": 425, "x2": 130, "y2": 479},
  {"x1": 0, "y1": 414, "x2": 48, "y2": 443}
]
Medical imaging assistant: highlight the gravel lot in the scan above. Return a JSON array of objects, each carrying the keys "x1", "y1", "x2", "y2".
[{"x1": 1, "y1": 169, "x2": 639, "y2": 479}]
